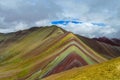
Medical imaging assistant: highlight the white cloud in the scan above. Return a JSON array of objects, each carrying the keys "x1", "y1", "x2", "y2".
[
  {"x1": 0, "y1": 0, "x2": 120, "y2": 38},
  {"x1": 14, "y1": 22, "x2": 28, "y2": 31},
  {"x1": 35, "y1": 20, "x2": 51, "y2": 26},
  {"x1": 56, "y1": 0, "x2": 89, "y2": 20},
  {"x1": 0, "y1": 29, "x2": 14, "y2": 33},
  {"x1": 57, "y1": 22, "x2": 117, "y2": 38},
  {"x1": 0, "y1": 0, "x2": 22, "y2": 9}
]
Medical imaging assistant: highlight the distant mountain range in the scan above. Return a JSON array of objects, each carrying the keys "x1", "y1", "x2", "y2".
[
  {"x1": 0, "y1": 26, "x2": 120, "y2": 80},
  {"x1": 93, "y1": 37, "x2": 120, "y2": 47}
]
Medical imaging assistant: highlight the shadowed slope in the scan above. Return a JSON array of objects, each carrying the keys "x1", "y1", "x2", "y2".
[
  {"x1": 93, "y1": 37, "x2": 120, "y2": 47},
  {"x1": 77, "y1": 35, "x2": 120, "y2": 59}
]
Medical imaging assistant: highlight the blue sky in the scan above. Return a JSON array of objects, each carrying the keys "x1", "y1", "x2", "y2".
[
  {"x1": 51, "y1": 20, "x2": 106, "y2": 27},
  {"x1": 0, "y1": 0, "x2": 120, "y2": 38},
  {"x1": 51, "y1": 20, "x2": 83, "y2": 25}
]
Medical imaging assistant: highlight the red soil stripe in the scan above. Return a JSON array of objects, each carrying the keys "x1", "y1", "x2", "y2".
[{"x1": 42, "y1": 52, "x2": 88, "y2": 78}]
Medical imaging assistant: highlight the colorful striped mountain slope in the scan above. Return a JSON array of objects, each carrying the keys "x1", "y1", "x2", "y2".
[{"x1": 0, "y1": 26, "x2": 120, "y2": 80}]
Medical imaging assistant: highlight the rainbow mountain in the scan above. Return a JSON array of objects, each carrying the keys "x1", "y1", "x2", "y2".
[{"x1": 0, "y1": 26, "x2": 120, "y2": 80}]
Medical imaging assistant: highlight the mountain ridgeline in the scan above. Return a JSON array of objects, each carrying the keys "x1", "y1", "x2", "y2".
[{"x1": 0, "y1": 26, "x2": 120, "y2": 80}]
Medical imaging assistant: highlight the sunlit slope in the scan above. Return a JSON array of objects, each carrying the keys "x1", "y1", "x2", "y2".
[
  {"x1": 43, "y1": 56, "x2": 120, "y2": 80},
  {"x1": 0, "y1": 26, "x2": 119, "y2": 80},
  {"x1": 0, "y1": 26, "x2": 66, "y2": 80},
  {"x1": 0, "y1": 26, "x2": 65, "y2": 63}
]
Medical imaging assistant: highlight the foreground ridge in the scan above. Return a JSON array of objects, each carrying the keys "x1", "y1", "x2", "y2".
[{"x1": 43, "y1": 57, "x2": 120, "y2": 80}]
